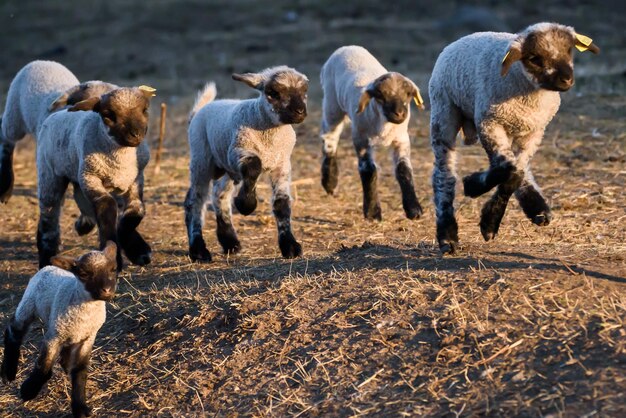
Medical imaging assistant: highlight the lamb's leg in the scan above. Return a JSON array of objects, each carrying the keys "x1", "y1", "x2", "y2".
[
  {"x1": 479, "y1": 172, "x2": 523, "y2": 241},
  {"x1": 463, "y1": 125, "x2": 517, "y2": 198},
  {"x1": 1, "y1": 315, "x2": 30, "y2": 383},
  {"x1": 234, "y1": 155, "x2": 262, "y2": 216},
  {"x1": 320, "y1": 94, "x2": 345, "y2": 195},
  {"x1": 81, "y1": 175, "x2": 122, "y2": 269},
  {"x1": 72, "y1": 184, "x2": 96, "y2": 236},
  {"x1": 37, "y1": 176, "x2": 69, "y2": 268},
  {"x1": 20, "y1": 337, "x2": 61, "y2": 401},
  {"x1": 212, "y1": 176, "x2": 240, "y2": 254},
  {"x1": 118, "y1": 174, "x2": 151, "y2": 266},
  {"x1": 353, "y1": 136, "x2": 381, "y2": 221},
  {"x1": 391, "y1": 135, "x2": 422, "y2": 219},
  {"x1": 515, "y1": 167, "x2": 552, "y2": 226},
  {"x1": 69, "y1": 338, "x2": 94, "y2": 418},
  {"x1": 0, "y1": 140, "x2": 15, "y2": 204},
  {"x1": 431, "y1": 114, "x2": 461, "y2": 254},
  {"x1": 184, "y1": 167, "x2": 212, "y2": 262},
  {"x1": 270, "y1": 164, "x2": 302, "y2": 258}
]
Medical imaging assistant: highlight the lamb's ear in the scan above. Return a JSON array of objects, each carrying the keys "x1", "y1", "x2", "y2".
[
  {"x1": 574, "y1": 33, "x2": 600, "y2": 54},
  {"x1": 50, "y1": 255, "x2": 78, "y2": 272},
  {"x1": 49, "y1": 92, "x2": 70, "y2": 112},
  {"x1": 103, "y1": 241, "x2": 117, "y2": 263},
  {"x1": 407, "y1": 79, "x2": 425, "y2": 111},
  {"x1": 232, "y1": 73, "x2": 265, "y2": 90},
  {"x1": 67, "y1": 96, "x2": 101, "y2": 113},
  {"x1": 138, "y1": 85, "x2": 157, "y2": 99},
  {"x1": 501, "y1": 41, "x2": 522, "y2": 77},
  {"x1": 357, "y1": 89, "x2": 372, "y2": 113}
]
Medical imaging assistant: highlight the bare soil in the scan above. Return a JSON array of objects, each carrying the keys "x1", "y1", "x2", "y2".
[{"x1": 0, "y1": 1, "x2": 624, "y2": 416}]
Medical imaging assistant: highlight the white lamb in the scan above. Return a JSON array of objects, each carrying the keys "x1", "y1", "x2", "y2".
[
  {"x1": 428, "y1": 22, "x2": 599, "y2": 253},
  {"x1": 320, "y1": 45, "x2": 425, "y2": 220},
  {"x1": 1, "y1": 242, "x2": 117, "y2": 418},
  {"x1": 36, "y1": 85, "x2": 156, "y2": 269},
  {"x1": 185, "y1": 66, "x2": 308, "y2": 262},
  {"x1": 0, "y1": 60, "x2": 116, "y2": 203}
]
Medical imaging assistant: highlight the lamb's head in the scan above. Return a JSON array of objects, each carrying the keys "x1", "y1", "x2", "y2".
[
  {"x1": 501, "y1": 23, "x2": 599, "y2": 92},
  {"x1": 357, "y1": 72, "x2": 424, "y2": 124},
  {"x1": 232, "y1": 66, "x2": 309, "y2": 125},
  {"x1": 50, "y1": 241, "x2": 118, "y2": 302},
  {"x1": 49, "y1": 81, "x2": 118, "y2": 112},
  {"x1": 68, "y1": 85, "x2": 156, "y2": 147}
]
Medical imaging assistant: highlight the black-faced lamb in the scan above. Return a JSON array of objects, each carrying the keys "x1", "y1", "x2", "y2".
[
  {"x1": 0, "y1": 60, "x2": 116, "y2": 204},
  {"x1": 428, "y1": 23, "x2": 599, "y2": 253},
  {"x1": 185, "y1": 66, "x2": 308, "y2": 262},
  {"x1": 320, "y1": 45, "x2": 425, "y2": 220},
  {"x1": 36, "y1": 85, "x2": 156, "y2": 269},
  {"x1": 1, "y1": 241, "x2": 118, "y2": 418}
]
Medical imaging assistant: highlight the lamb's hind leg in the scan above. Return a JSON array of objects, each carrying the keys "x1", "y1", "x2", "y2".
[
  {"x1": 0, "y1": 115, "x2": 23, "y2": 203},
  {"x1": 20, "y1": 336, "x2": 61, "y2": 401},
  {"x1": 391, "y1": 135, "x2": 422, "y2": 219},
  {"x1": 515, "y1": 168, "x2": 552, "y2": 226},
  {"x1": 270, "y1": 163, "x2": 302, "y2": 258},
  {"x1": 320, "y1": 93, "x2": 345, "y2": 195},
  {"x1": 353, "y1": 135, "x2": 381, "y2": 221},
  {"x1": 37, "y1": 176, "x2": 69, "y2": 268},
  {"x1": 212, "y1": 176, "x2": 240, "y2": 254},
  {"x1": 118, "y1": 174, "x2": 151, "y2": 266},
  {"x1": 184, "y1": 164, "x2": 212, "y2": 262},
  {"x1": 1, "y1": 315, "x2": 31, "y2": 383}
]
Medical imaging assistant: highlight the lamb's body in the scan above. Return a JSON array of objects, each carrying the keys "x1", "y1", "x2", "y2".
[
  {"x1": 429, "y1": 23, "x2": 598, "y2": 253},
  {"x1": 320, "y1": 46, "x2": 423, "y2": 220},
  {"x1": 185, "y1": 66, "x2": 308, "y2": 261}
]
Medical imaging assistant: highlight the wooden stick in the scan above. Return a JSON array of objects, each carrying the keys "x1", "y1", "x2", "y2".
[{"x1": 153, "y1": 103, "x2": 167, "y2": 175}]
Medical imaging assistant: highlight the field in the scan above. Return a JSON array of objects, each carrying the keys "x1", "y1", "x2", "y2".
[{"x1": 0, "y1": 0, "x2": 624, "y2": 416}]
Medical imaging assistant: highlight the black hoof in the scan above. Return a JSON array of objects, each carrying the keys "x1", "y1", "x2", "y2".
[
  {"x1": 462, "y1": 171, "x2": 489, "y2": 198},
  {"x1": 1, "y1": 327, "x2": 21, "y2": 383},
  {"x1": 321, "y1": 155, "x2": 339, "y2": 195},
  {"x1": 234, "y1": 191, "x2": 257, "y2": 216},
  {"x1": 404, "y1": 202, "x2": 423, "y2": 220},
  {"x1": 437, "y1": 216, "x2": 459, "y2": 254},
  {"x1": 480, "y1": 211, "x2": 503, "y2": 242},
  {"x1": 72, "y1": 401, "x2": 93, "y2": 418},
  {"x1": 20, "y1": 370, "x2": 51, "y2": 401},
  {"x1": 217, "y1": 226, "x2": 241, "y2": 255},
  {"x1": 532, "y1": 211, "x2": 552, "y2": 226},
  {"x1": 364, "y1": 204, "x2": 382, "y2": 221},
  {"x1": 122, "y1": 234, "x2": 152, "y2": 266},
  {"x1": 189, "y1": 236, "x2": 212, "y2": 263},
  {"x1": 279, "y1": 233, "x2": 302, "y2": 259},
  {"x1": 439, "y1": 241, "x2": 457, "y2": 255},
  {"x1": 74, "y1": 215, "x2": 96, "y2": 236}
]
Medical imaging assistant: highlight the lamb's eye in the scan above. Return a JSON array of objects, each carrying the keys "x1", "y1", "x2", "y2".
[
  {"x1": 529, "y1": 55, "x2": 543, "y2": 67},
  {"x1": 266, "y1": 90, "x2": 279, "y2": 100}
]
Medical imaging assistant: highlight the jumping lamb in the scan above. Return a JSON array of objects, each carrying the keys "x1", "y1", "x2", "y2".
[
  {"x1": 185, "y1": 66, "x2": 308, "y2": 262},
  {"x1": 0, "y1": 60, "x2": 116, "y2": 203},
  {"x1": 320, "y1": 45, "x2": 426, "y2": 220},
  {"x1": 36, "y1": 85, "x2": 156, "y2": 269},
  {"x1": 428, "y1": 23, "x2": 599, "y2": 253},
  {"x1": 1, "y1": 241, "x2": 118, "y2": 418}
]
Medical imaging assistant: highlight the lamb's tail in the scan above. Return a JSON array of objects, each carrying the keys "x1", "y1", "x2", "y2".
[{"x1": 190, "y1": 82, "x2": 217, "y2": 120}]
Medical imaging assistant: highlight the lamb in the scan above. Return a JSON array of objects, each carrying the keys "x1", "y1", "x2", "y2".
[
  {"x1": 0, "y1": 60, "x2": 116, "y2": 203},
  {"x1": 185, "y1": 66, "x2": 308, "y2": 262},
  {"x1": 428, "y1": 23, "x2": 599, "y2": 253},
  {"x1": 35, "y1": 85, "x2": 156, "y2": 269},
  {"x1": 319, "y1": 45, "x2": 426, "y2": 220},
  {"x1": 1, "y1": 241, "x2": 118, "y2": 418}
]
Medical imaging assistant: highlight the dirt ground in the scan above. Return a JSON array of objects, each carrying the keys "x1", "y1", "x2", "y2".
[{"x1": 0, "y1": 0, "x2": 624, "y2": 416}]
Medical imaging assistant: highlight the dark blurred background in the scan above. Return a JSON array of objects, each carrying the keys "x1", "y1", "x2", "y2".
[{"x1": 1, "y1": 0, "x2": 624, "y2": 103}]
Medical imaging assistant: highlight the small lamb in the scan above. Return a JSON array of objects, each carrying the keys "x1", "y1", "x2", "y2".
[
  {"x1": 428, "y1": 23, "x2": 599, "y2": 253},
  {"x1": 185, "y1": 66, "x2": 308, "y2": 262},
  {"x1": 36, "y1": 85, "x2": 156, "y2": 269},
  {"x1": 1, "y1": 242, "x2": 118, "y2": 418},
  {"x1": 0, "y1": 60, "x2": 116, "y2": 203},
  {"x1": 320, "y1": 45, "x2": 425, "y2": 220}
]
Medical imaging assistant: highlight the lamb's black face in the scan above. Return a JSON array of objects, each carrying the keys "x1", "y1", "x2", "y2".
[
  {"x1": 264, "y1": 76, "x2": 308, "y2": 125},
  {"x1": 521, "y1": 30, "x2": 576, "y2": 92},
  {"x1": 360, "y1": 73, "x2": 417, "y2": 124},
  {"x1": 99, "y1": 89, "x2": 151, "y2": 147}
]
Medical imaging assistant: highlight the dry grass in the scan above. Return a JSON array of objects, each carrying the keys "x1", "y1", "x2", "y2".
[{"x1": 0, "y1": 1, "x2": 625, "y2": 417}]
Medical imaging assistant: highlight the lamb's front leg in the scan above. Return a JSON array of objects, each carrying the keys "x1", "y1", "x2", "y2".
[
  {"x1": 463, "y1": 125, "x2": 517, "y2": 198},
  {"x1": 20, "y1": 337, "x2": 61, "y2": 401},
  {"x1": 1, "y1": 315, "x2": 30, "y2": 383},
  {"x1": 479, "y1": 172, "x2": 523, "y2": 241},
  {"x1": 234, "y1": 155, "x2": 262, "y2": 216},
  {"x1": 117, "y1": 175, "x2": 151, "y2": 266},
  {"x1": 81, "y1": 175, "x2": 121, "y2": 270},
  {"x1": 391, "y1": 135, "x2": 422, "y2": 219},
  {"x1": 270, "y1": 164, "x2": 302, "y2": 258},
  {"x1": 69, "y1": 337, "x2": 95, "y2": 418},
  {"x1": 353, "y1": 136, "x2": 381, "y2": 221},
  {"x1": 515, "y1": 167, "x2": 552, "y2": 226}
]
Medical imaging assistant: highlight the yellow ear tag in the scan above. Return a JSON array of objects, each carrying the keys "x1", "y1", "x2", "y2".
[
  {"x1": 502, "y1": 50, "x2": 510, "y2": 64},
  {"x1": 413, "y1": 90, "x2": 425, "y2": 109},
  {"x1": 138, "y1": 85, "x2": 157, "y2": 97},
  {"x1": 575, "y1": 33, "x2": 593, "y2": 52}
]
